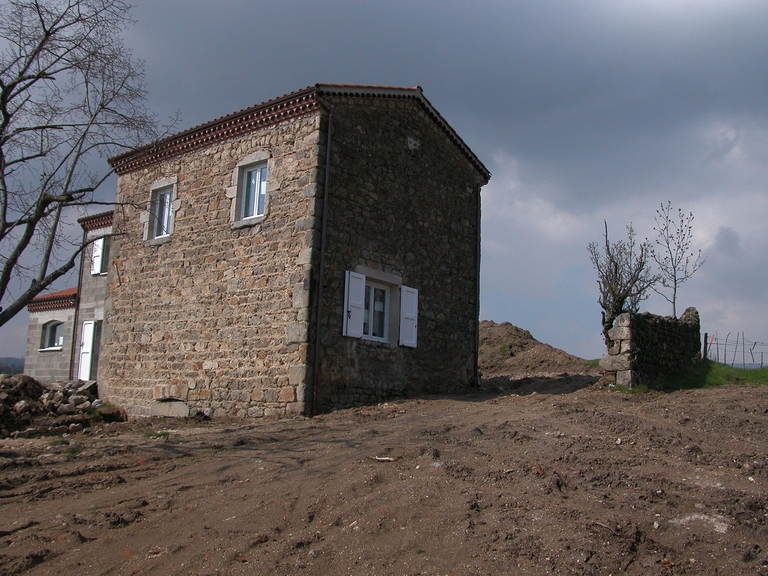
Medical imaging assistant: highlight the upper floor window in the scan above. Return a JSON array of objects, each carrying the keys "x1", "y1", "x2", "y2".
[
  {"x1": 90, "y1": 237, "x2": 110, "y2": 275},
  {"x1": 142, "y1": 176, "x2": 178, "y2": 243},
  {"x1": 239, "y1": 164, "x2": 268, "y2": 220},
  {"x1": 150, "y1": 186, "x2": 173, "y2": 239},
  {"x1": 40, "y1": 321, "x2": 64, "y2": 350},
  {"x1": 227, "y1": 151, "x2": 271, "y2": 229}
]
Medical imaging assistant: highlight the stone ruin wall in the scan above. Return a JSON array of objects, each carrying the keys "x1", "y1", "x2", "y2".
[{"x1": 600, "y1": 307, "x2": 701, "y2": 387}]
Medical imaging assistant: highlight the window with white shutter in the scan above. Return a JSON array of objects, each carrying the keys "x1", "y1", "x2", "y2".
[
  {"x1": 343, "y1": 270, "x2": 419, "y2": 348},
  {"x1": 91, "y1": 238, "x2": 103, "y2": 275},
  {"x1": 399, "y1": 285, "x2": 418, "y2": 348},
  {"x1": 343, "y1": 271, "x2": 366, "y2": 338}
]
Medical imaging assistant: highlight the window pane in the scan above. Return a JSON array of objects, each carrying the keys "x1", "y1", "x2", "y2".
[
  {"x1": 256, "y1": 166, "x2": 268, "y2": 216},
  {"x1": 242, "y1": 168, "x2": 256, "y2": 218},
  {"x1": 372, "y1": 287, "x2": 387, "y2": 338},
  {"x1": 363, "y1": 285, "x2": 371, "y2": 336},
  {"x1": 54, "y1": 323, "x2": 64, "y2": 347},
  {"x1": 152, "y1": 188, "x2": 172, "y2": 237},
  {"x1": 162, "y1": 191, "x2": 172, "y2": 234}
]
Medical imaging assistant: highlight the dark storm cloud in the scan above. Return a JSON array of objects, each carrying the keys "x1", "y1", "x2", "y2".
[{"x1": 3, "y1": 0, "x2": 768, "y2": 358}]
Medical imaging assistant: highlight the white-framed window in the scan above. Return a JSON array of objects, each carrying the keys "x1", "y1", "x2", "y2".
[
  {"x1": 228, "y1": 151, "x2": 271, "y2": 228},
  {"x1": 363, "y1": 280, "x2": 389, "y2": 342},
  {"x1": 90, "y1": 236, "x2": 110, "y2": 275},
  {"x1": 141, "y1": 176, "x2": 178, "y2": 242},
  {"x1": 238, "y1": 164, "x2": 268, "y2": 220},
  {"x1": 150, "y1": 186, "x2": 173, "y2": 239},
  {"x1": 343, "y1": 270, "x2": 418, "y2": 347},
  {"x1": 40, "y1": 321, "x2": 64, "y2": 350}
]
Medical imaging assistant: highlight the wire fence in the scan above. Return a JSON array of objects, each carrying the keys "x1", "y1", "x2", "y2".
[{"x1": 703, "y1": 331, "x2": 768, "y2": 369}]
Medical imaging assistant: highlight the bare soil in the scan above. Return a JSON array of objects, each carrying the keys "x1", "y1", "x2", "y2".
[{"x1": 1, "y1": 325, "x2": 767, "y2": 575}]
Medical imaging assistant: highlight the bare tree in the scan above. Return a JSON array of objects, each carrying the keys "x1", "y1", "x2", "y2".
[
  {"x1": 588, "y1": 221, "x2": 658, "y2": 343},
  {"x1": 0, "y1": 0, "x2": 165, "y2": 327},
  {"x1": 650, "y1": 201, "x2": 704, "y2": 317}
]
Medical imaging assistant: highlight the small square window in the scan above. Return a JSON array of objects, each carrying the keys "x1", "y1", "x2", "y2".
[
  {"x1": 238, "y1": 164, "x2": 268, "y2": 221},
  {"x1": 150, "y1": 186, "x2": 173, "y2": 239},
  {"x1": 41, "y1": 321, "x2": 64, "y2": 350}
]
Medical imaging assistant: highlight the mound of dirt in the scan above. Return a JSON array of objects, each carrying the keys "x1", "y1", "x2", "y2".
[{"x1": 479, "y1": 319, "x2": 600, "y2": 379}]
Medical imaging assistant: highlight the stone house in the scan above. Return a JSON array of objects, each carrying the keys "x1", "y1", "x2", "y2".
[
  {"x1": 23, "y1": 211, "x2": 113, "y2": 383},
  {"x1": 98, "y1": 83, "x2": 490, "y2": 418}
]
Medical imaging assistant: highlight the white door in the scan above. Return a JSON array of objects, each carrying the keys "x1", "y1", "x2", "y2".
[{"x1": 79, "y1": 321, "x2": 95, "y2": 380}]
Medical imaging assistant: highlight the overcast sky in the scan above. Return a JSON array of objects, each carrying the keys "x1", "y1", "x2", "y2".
[{"x1": 3, "y1": 0, "x2": 768, "y2": 360}]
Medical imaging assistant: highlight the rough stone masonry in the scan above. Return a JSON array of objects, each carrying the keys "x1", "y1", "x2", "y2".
[
  {"x1": 100, "y1": 85, "x2": 489, "y2": 418},
  {"x1": 600, "y1": 307, "x2": 701, "y2": 387}
]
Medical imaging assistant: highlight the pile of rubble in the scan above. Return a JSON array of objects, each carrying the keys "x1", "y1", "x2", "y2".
[
  {"x1": 39, "y1": 379, "x2": 102, "y2": 414},
  {"x1": 0, "y1": 374, "x2": 121, "y2": 438}
]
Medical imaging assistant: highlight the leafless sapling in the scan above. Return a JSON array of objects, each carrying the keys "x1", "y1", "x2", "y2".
[
  {"x1": 588, "y1": 221, "x2": 658, "y2": 343},
  {"x1": 650, "y1": 201, "x2": 704, "y2": 317}
]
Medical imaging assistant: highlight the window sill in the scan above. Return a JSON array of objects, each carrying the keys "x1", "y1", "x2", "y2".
[
  {"x1": 231, "y1": 216, "x2": 265, "y2": 230},
  {"x1": 147, "y1": 235, "x2": 172, "y2": 246},
  {"x1": 360, "y1": 336, "x2": 393, "y2": 347},
  {"x1": 38, "y1": 346, "x2": 63, "y2": 352}
]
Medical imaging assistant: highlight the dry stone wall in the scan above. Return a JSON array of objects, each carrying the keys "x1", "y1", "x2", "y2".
[
  {"x1": 315, "y1": 95, "x2": 483, "y2": 410},
  {"x1": 100, "y1": 113, "x2": 323, "y2": 417},
  {"x1": 600, "y1": 307, "x2": 701, "y2": 387}
]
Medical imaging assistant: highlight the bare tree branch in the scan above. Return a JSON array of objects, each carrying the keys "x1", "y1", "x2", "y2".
[{"x1": 0, "y1": 0, "x2": 171, "y2": 326}]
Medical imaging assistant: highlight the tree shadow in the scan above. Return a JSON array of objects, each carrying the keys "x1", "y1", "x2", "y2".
[{"x1": 639, "y1": 361, "x2": 709, "y2": 392}]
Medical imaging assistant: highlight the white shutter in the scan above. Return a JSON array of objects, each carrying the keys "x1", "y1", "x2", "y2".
[
  {"x1": 343, "y1": 271, "x2": 365, "y2": 338},
  {"x1": 399, "y1": 285, "x2": 418, "y2": 347},
  {"x1": 91, "y1": 238, "x2": 103, "y2": 275},
  {"x1": 79, "y1": 321, "x2": 95, "y2": 380}
]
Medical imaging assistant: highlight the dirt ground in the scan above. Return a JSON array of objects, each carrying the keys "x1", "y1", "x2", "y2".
[{"x1": 2, "y1": 376, "x2": 767, "y2": 575}]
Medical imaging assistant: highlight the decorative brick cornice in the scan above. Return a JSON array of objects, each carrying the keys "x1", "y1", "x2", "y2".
[
  {"x1": 78, "y1": 210, "x2": 113, "y2": 231},
  {"x1": 28, "y1": 287, "x2": 77, "y2": 313},
  {"x1": 109, "y1": 87, "x2": 320, "y2": 175}
]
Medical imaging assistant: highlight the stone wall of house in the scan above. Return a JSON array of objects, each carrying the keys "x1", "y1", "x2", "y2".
[
  {"x1": 24, "y1": 309, "x2": 76, "y2": 383},
  {"x1": 600, "y1": 308, "x2": 701, "y2": 387},
  {"x1": 99, "y1": 112, "x2": 323, "y2": 417},
  {"x1": 314, "y1": 95, "x2": 484, "y2": 410}
]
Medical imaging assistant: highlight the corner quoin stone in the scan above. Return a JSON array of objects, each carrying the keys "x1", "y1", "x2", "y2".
[{"x1": 599, "y1": 353, "x2": 631, "y2": 372}]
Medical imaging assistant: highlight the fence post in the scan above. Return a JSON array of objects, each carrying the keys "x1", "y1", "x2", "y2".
[{"x1": 703, "y1": 332, "x2": 708, "y2": 359}]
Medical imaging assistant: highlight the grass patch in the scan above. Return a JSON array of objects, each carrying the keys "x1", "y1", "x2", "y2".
[
  {"x1": 49, "y1": 438, "x2": 69, "y2": 446},
  {"x1": 629, "y1": 360, "x2": 768, "y2": 392},
  {"x1": 584, "y1": 359, "x2": 600, "y2": 367},
  {"x1": 499, "y1": 344, "x2": 510, "y2": 357}
]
